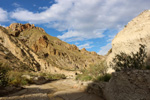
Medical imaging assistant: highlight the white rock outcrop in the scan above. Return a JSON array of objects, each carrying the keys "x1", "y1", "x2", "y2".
[{"x1": 107, "y1": 10, "x2": 150, "y2": 67}]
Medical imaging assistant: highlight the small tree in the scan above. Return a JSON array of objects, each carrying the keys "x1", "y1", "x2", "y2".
[{"x1": 112, "y1": 44, "x2": 147, "y2": 71}]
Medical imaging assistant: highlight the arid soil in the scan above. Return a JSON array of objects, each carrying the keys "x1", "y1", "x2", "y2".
[{"x1": 0, "y1": 79, "x2": 104, "y2": 100}]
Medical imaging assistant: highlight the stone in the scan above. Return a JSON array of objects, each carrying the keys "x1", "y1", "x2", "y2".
[
  {"x1": 91, "y1": 51, "x2": 97, "y2": 55},
  {"x1": 22, "y1": 74, "x2": 32, "y2": 80},
  {"x1": 80, "y1": 48, "x2": 87, "y2": 52},
  {"x1": 104, "y1": 70, "x2": 150, "y2": 100},
  {"x1": 107, "y1": 10, "x2": 150, "y2": 67},
  {"x1": 71, "y1": 44, "x2": 79, "y2": 50},
  {"x1": 33, "y1": 76, "x2": 47, "y2": 85},
  {"x1": 31, "y1": 24, "x2": 35, "y2": 28},
  {"x1": 38, "y1": 35, "x2": 48, "y2": 47}
]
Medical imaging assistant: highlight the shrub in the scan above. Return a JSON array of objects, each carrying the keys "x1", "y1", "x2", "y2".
[
  {"x1": 88, "y1": 61, "x2": 108, "y2": 77},
  {"x1": 76, "y1": 61, "x2": 109, "y2": 81},
  {"x1": 76, "y1": 74, "x2": 92, "y2": 81},
  {"x1": 111, "y1": 44, "x2": 147, "y2": 71},
  {"x1": 0, "y1": 63, "x2": 29, "y2": 87},
  {"x1": 0, "y1": 63, "x2": 9, "y2": 87},
  {"x1": 8, "y1": 71, "x2": 29, "y2": 86},
  {"x1": 46, "y1": 74, "x2": 66, "y2": 80},
  {"x1": 96, "y1": 74, "x2": 111, "y2": 82}
]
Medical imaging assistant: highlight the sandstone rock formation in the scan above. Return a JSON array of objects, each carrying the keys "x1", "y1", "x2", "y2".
[
  {"x1": 6, "y1": 23, "x2": 35, "y2": 31},
  {"x1": 81, "y1": 48, "x2": 86, "y2": 51},
  {"x1": 91, "y1": 51, "x2": 97, "y2": 55},
  {"x1": 107, "y1": 10, "x2": 150, "y2": 68},
  {"x1": 0, "y1": 23, "x2": 103, "y2": 77},
  {"x1": 6, "y1": 23, "x2": 35, "y2": 37}
]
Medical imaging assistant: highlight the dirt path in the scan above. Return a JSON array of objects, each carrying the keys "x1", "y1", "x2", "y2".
[{"x1": 0, "y1": 79, "x2": 104, "y2": 100}]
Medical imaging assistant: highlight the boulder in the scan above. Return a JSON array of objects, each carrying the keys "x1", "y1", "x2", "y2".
[
  {"x1": 22, "y1": 74, "x2": 32, "y2": 80},
  {"x1": 104, "y1": 70, "x2": 150, "y2": 100},
  {"x1": 68, "y1": 44, "x2": 79, "y2": 50},
  {"x1": 91, "y1": 51, "x2": 97, "y2": 55},
  {"x1": 71, "y1": 44, "x2": 79, "y2": 50},
  {"x1": 81, "y1": 48, "x2": 87, "y2": 52},
  {"x1": 33, "y1": 76, "x2": 47, "y2": 85},
  {"x1": 38, "y1": 35, "x2": 48, "y2": 48}
]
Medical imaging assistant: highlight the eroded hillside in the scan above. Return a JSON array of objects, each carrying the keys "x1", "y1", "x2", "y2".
[{"x1": 0, "y1": 23, "x2": 104, "y2": 76}]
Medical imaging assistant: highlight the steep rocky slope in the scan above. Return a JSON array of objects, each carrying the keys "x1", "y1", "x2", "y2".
[
  {"x1": 0, "y1": 24, "x2": 104, "y2": 76},
  {"x1": 107, "y1": 10, "x2": 150, "y2": 67},
  {"x1": 0, "y1": 43, "x2": 29, "y2": 71}
]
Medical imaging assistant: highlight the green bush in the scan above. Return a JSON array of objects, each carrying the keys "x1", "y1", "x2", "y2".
[
  {"x1": 0, "y1": 63, "x2": 9, "y2": 87},
  {"x1": 8, "y1": 71, "x2": 29, "y2": 86},
  {"x1": 87, "y1": 61, "x2": 108, "y2": 77},
  {"x1": 96, "y1": 74, "x2": 111, "y2": 82},
  {"x1": 38, "y1": 73, "x2": 66, "y2": 80},
  {"x1": 112, "y1": 44, "x2": 147, "y2": 71},
  {"x1": 76, "y1": 61, "x2": 109, "y2": 81},
  {"x1": 0, "y1": 63, "x2": 30, "y2": 87},
  {"x1": 146, "y1": 65, "x2": 150, "y2": 70},
  {"x1": 46, "y1": 74, "x2": 66, "y2": 80},
  {"x1": 76, "y1": 74, "x2": 92, "y2": 81}
]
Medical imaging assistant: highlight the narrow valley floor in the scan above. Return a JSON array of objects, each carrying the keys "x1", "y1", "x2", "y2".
[{"x1": 0, "y1": 79, "x2": 104, "y2": 100}]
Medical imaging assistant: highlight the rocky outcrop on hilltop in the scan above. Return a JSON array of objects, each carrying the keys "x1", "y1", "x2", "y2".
[
  {"x1": 7, "y1": 23, "x2": 35, "y2": 31},
  {"x1": 0, "y1": 23, "x2": 104, "y2": 77},
  {"x1": 107, "y1": 10, "x2": 150, "y2": 68},
  {"x1": 6, "y1": 23, "x2": 35, "y2": 37}
]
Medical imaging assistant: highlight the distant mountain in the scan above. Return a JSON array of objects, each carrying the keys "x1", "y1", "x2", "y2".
[
  {"x1": 0, "y1": 23, "x2": 104, "y2": 77},
  {"x1": 107, "y1": 10, "x2": 150, "y2": 69}
]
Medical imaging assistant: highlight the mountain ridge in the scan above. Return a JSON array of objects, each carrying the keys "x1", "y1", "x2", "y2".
[{"x1": 0, "y1": 23, "x2": 104, "y2": 77}]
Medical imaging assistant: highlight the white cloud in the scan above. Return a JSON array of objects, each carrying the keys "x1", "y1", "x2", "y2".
[
  {"x1": 98, "y1": 43, "x2": 112, "y2": 55},
  {"x1": 12, "y1": 3, "x2": 21, "y2": 7},
  {"x1": 0, "y1": 8, "x2": 8, "y2": 22},
  {"x1": 107, "y1": 35, "x2": 116, "y2": 42},
  {"x1": 0, "y1": 24, "x2": 6, "y2": 27},
  {"x1": 39, "y1": 6, "x2": 49, "y2": 10},
  {"x1": 10, "y1": 0, "x2": 150, "y2": 41},
  {"x1": 77, "y1": 42, "x2": 93, "y2": 49},
  {"x1": 33, "y1": 4, "x2": 37, "y2": 7},
  {"x1": 57, "y1": 30, "x2": 104, "y2": 41},
  {"x1": 75, "y1": 42, "x2": 79, "y2": 45}
]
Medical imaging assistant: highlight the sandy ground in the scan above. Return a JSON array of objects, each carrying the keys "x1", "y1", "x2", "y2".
[{"x1": 0, "y1": 79, "x2": 104, "y2": 100}]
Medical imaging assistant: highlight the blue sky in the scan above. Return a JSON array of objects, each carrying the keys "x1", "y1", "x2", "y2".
[{"x1": 0, "y1": 0, "x2": 150, "y2": 55}]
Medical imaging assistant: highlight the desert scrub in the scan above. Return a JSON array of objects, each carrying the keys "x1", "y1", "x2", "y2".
[
  {"x1": 42, "y1": 73, "x2": 66, "y2": 80},
  {"x1": 111, "y1": 44, "x2": 148, "y2": 71},
  {"x1": 76, "y1": 61, "x2": 109, "y2": 81},
  {"x1": 7, "y1": 71, "x2": 29, "y2": 86},
  {"x1": 76, "y1": 74, "x2": 92, "y2": 81},
  {"x1": 0, "y1": 63, "x2": 29, "y2": 87},
  {"x1": 0, "y1": 63, "x2": 9, "y2": 87},
  {"x1": 95, "y1": 74, "x2": 111, "y2": 82}
]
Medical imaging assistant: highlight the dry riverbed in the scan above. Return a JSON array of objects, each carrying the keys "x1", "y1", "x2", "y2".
[{"x1": 0, "y1": 79, "x2": 104, "y2": 100}]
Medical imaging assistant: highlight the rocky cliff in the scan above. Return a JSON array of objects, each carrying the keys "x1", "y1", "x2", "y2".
[
  {"x1": 107, "y1": 10, "x2": 150, "y2": 68},
  {"x1": 0, "y1": 23, "x2": 104, "y2": 77}
]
